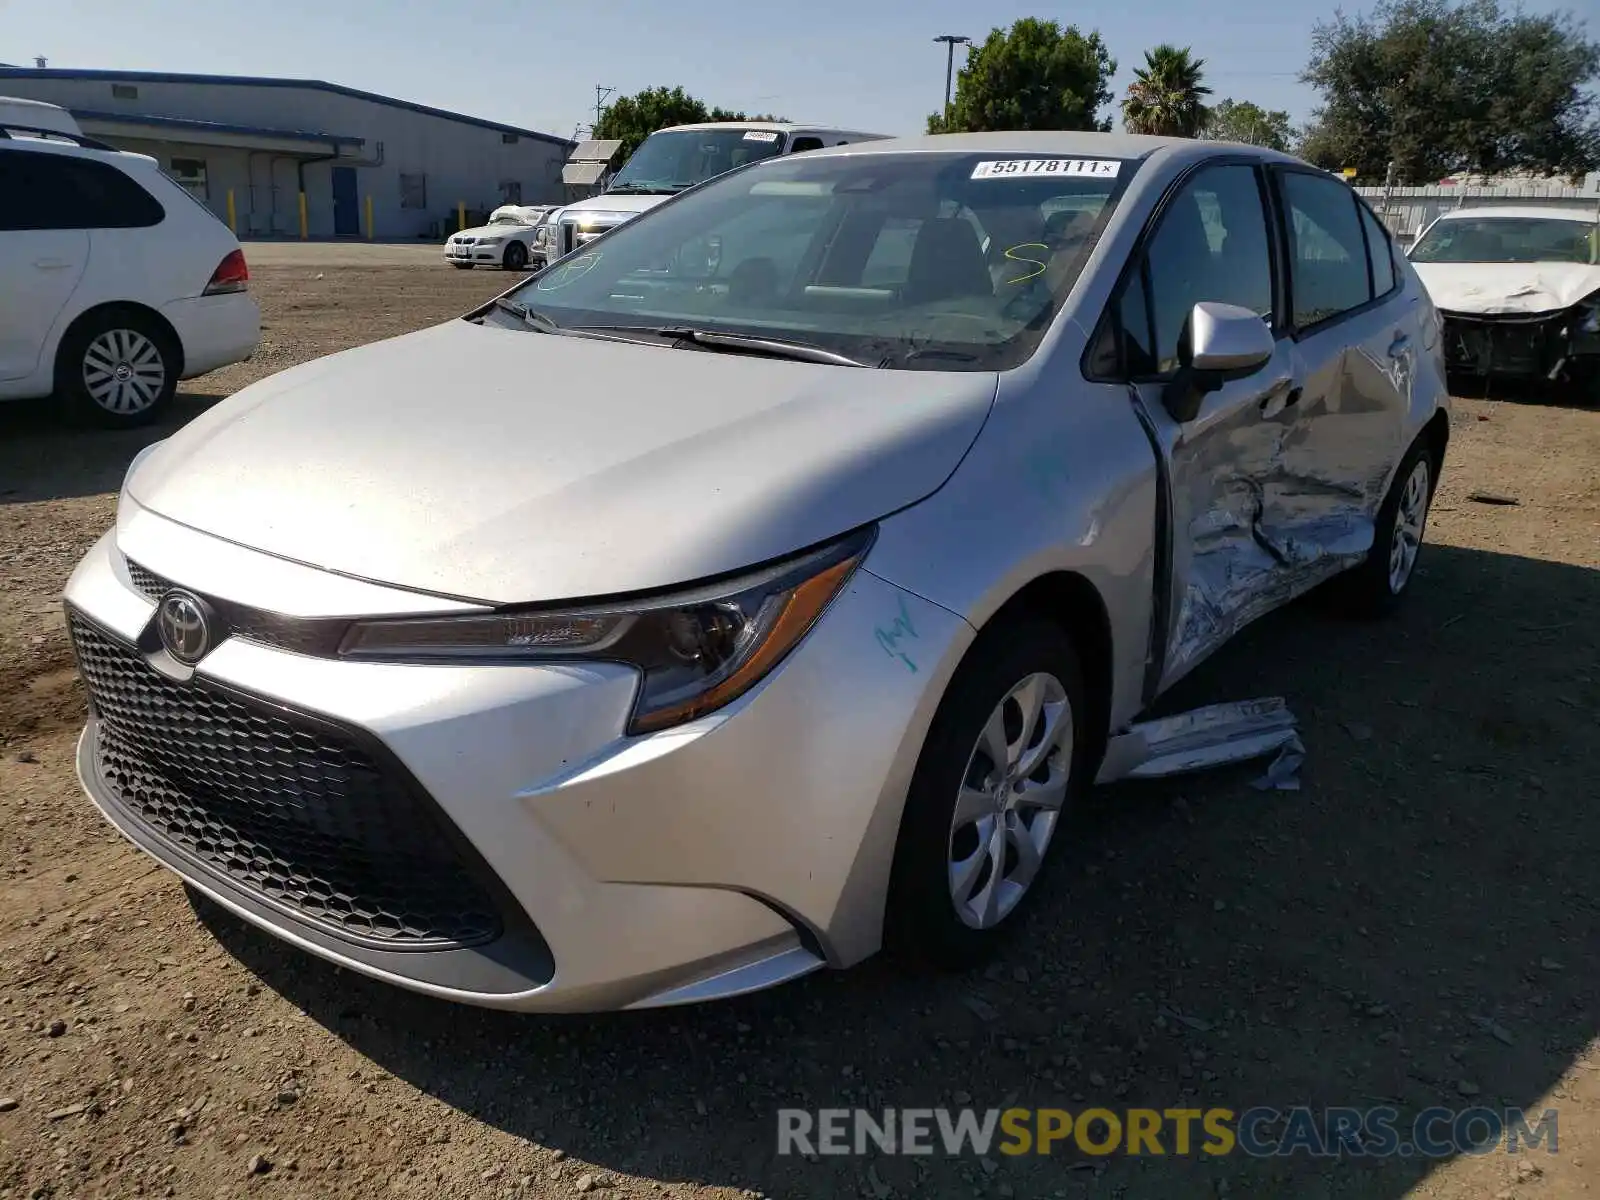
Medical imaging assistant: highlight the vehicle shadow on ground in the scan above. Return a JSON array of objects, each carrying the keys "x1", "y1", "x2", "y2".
[
  {"x1": 195, "y1": 542, "x2": 1599, "y2": 1200},
  {"x1": 0, "y1": 392, "x2": 225, "y2": 506},
  {"x1": 1448, "y1": 374, "x2": 1595, "y2": 408}
]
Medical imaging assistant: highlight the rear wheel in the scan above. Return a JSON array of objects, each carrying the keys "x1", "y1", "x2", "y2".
[
  {"x1": 885, "y1": 615, "x2": 1088, "y2": 969},
  {"x1": 1329, "y1": 438, "x2": 1437, "y2": 617},
  {"x1": 502, "y1": 241, "x2": 529, "y2": 271},
  {"x1": 57, "y1": 309, "x2": 178, "y2": 429}
]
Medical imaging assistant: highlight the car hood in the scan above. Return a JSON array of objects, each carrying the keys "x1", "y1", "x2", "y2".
[
  {"x1": 559, "y1": 193, "x2": 670, "y2": 221},
  {"x1": 1411, "y1": 261, "x2": 1600, "y2": 315},
  {"x1": 127, "y1": 320, "x2": 998, "y2": 605},
  {"x1": 452, "y1": 223, "x2": 529, "y2": 240}
]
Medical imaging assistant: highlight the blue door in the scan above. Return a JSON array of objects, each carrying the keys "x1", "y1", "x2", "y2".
[{"x1": 332, "y1": 167, "x2": 359, "y2": 237}]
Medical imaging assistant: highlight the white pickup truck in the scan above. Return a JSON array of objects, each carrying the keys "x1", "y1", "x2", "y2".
[{"x1": 536, "y1": 121, "x2": 889, "y2": 263}]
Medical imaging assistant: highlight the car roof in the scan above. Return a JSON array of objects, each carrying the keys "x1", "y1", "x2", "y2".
[
  {"x1": 0, "y1": 133, "x2": 156, "y2": 168},
  {"x1": 1431, "y1": 205, "x2": 1599, "y2": 223},
  {"x1": 660, "y1": 121, "x2": 885, "y2": 135},
  {"x1": 792, "y1": 129, "x2": 1303, "y2": 165}
]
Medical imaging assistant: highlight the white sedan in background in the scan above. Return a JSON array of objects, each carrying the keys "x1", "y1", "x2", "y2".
[{"x1": 443, "y1": 205, "x2": 551, "y2": 272}]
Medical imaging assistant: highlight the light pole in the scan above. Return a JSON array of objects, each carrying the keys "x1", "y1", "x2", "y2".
[{"x1": 933, "y1": 34, "x2": 971, "y2": 114}]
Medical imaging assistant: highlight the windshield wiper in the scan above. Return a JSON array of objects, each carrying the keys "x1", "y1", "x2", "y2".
[
  {"x1": 647, "y1": 326, "x2": 869, "y2": 367},
  {"x1": 605, "y1": 184, "x2": 680, "y2": 196},
  {"x1": 486, "y1": 299, "x2": 654, "y2": 346},
  {"x1": 491, "y1": 297, "x2": 559, "y2": 330},
  {"x1": 879, "y1": 347, "x2": 983, "y2": 368}
]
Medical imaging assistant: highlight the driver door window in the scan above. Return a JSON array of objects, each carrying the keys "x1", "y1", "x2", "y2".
[{"x1": 1143, "y1": 164, "x2": 1275, "y2": 375}]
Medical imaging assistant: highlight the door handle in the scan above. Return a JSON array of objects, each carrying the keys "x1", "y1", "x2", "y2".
[
  {"x1": 33, "y1": 258, "x2": 72, "y2": 270},
  {"x1": 1259, "y1": 384, "x2": 1303, "y2": 419},
  {"x1": 1387, "y1": 333, "x2": 1411, "y2": 359}
]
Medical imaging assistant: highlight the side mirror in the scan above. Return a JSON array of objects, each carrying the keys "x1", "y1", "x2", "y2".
[{"x1": 1162, "y1": 301, "x2": 1275, "y2": 422}]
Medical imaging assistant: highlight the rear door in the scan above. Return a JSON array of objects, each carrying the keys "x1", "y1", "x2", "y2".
[
  {"x1": 0, "y1": 148, "x2": 90, "y2": 382},
  {"x1": 1270, "y1": 167, "x2": 1412, "y2": 562}
]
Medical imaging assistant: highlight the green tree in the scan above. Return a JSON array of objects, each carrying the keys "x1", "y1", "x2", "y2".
[
  {"x1": 928, "y1": 18, "x2": 1116, "y2": 134},
  {"x1": 1300, "y1": 0, "x2": 1600, "y2": 182},
  {"x1": 594, "y1": 87, "x2": 712, "y2": 162},
  {"x1": 593, "y1": 87, "x2": 791, "y2": 162},
  {"x1": 1121, "y1": 45, "x2": 1212, "y2": 137},
  {"x1": 1202, "y1": 98, "x2": 1296, "y2": 150}
]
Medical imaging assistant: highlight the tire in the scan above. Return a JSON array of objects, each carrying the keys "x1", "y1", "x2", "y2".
[
  {"x1": 502, "y1": 241, "x2": 529, "y2": 271},
  {"x1": 450, "y1": 262, "x2": 475, "y2": 270},
  {"x1": 57, "y1": 308, "x2": 179, "y2": 429},
  {"x1": 885, "y1": 615, "x2": 1089, "y2": 969},
  {"x1": 1329, "y1": 437, "x2": 1438, "y2": 618}
]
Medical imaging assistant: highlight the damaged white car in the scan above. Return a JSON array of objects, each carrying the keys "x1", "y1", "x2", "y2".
[
  {"x1": 1408, "y1": 206, "x2": 1600, "y2": 396},
  {"x1": 444, "y1": 204, "x2": 553, "y2": 272}
]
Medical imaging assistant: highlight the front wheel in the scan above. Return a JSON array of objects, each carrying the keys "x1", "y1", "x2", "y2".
[
  {"x1": 885, "y1": 615, "x2": 1088, "y2": 969},
  {"x1": 58, "y1": 310, "x2": 178, "y2": 429},
  {"x1": 502, "y1": 241, "x2": 529, "y2": 271},
  {"x1": 1330, "y1": 438, "x2": 1437, "y2": 617}
]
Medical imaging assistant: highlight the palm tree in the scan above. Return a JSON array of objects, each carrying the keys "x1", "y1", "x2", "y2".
[{"x1": 1122, "y1": 45, "x2": 1212, "y2": 137}]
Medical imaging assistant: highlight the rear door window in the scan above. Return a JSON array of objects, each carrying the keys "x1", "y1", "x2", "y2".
[
  {"x1": 0, "y1": 150, "x2": 164, "y2": 230},
  {"x1": 1359, "y1": 203, "x2": 1397, "y2": 297},
  {"x1": 1279, "y1": 170, "x2": 1372, "y2": 328}
]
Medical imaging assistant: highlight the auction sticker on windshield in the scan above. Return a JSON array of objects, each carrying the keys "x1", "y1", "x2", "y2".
[
  {"x1": 971, "y1": 159, "x2": 1121, "y2": 179},
  {"x1": 743, "y1": 131, "x2": 780, "y2": 142}
]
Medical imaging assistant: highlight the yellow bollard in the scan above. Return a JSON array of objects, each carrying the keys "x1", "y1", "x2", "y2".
[
  {"x1": 226, "y1": 189, "x2": 237, "y2": 235},
  {"x1": 458, "y1": 201, "x2": 465, "y2": 233},
  {"x1": 365, "y1": 195, "x2": 374, "y2": 241},
  {"x1": 298, "y1": 192, "x2": 308, "y2": 239}
]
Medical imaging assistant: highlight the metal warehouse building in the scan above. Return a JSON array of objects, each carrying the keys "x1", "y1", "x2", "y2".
[{"x1": 0, "y1": 67, "x2": 573, "y2": 240}]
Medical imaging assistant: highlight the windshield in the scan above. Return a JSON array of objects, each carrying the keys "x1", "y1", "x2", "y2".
[
  {"x1": 1410, "y1": 216, "x2": 1600, "y2": 264},
  {"x1": 504, "y1": 151, "x2": 1132, "y2": 371},
  {"x1": 608, "y1": 129, "x2": 788, "y2": 194},
  {"x1": 490, "y1": 212, "x2": 525, "y2": 225}
]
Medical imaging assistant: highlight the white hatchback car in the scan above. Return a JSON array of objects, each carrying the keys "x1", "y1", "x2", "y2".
[{"x1": 0, "y1": 105, "x2": 260, "y2": 427}]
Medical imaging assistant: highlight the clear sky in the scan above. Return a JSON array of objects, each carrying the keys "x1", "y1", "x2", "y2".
[{"x1": 0, "y1": 0, "x2": 1585, "y2": 140}]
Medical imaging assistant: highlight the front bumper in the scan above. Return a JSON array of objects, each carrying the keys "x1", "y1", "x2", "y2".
[
  {"x1": 63, "y1": 511, "x2": 973, "y2": 1011},
  {"x1": 444, "y1": 241, "x2": 539, "y2": 267}
]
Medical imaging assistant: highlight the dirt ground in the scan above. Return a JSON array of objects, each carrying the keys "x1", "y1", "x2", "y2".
[{"x1": 1, "y1": 248, "x2": 1597, "y2": 1200}]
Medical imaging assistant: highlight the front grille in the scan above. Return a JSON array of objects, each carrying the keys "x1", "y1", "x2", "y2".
[
  {"x1": 125, "y1": 560, "x2": 169, "y2": 598},
  {"x1": 122, "y1": 558, "x2": 350, "y2": 658},
  {"x1": 70, "y1": 612, "x2": 503, "y2": 950}
]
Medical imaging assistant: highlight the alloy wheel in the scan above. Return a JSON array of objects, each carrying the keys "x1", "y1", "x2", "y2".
[
  {"x1": 1388, "y1": 457, "x2": 1431, "y2": 594},
  {"x1": 83, "y1": 329, "x2": 166, "y2": 416},
  {"x1": 948, "y1": 672, "x2": 1073, "y2": 930}
]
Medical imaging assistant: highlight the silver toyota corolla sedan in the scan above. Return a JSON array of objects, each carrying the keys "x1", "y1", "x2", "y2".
[{"x1": 65, "y1": 132, "x2": 1450, "y2": 1012}]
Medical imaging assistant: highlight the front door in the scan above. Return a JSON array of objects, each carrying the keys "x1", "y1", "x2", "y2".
[
  {"x1": 331, "y1": 166, "x2": 359, "y2": 238},
  {"x1": 1109, "y1": 160, "x2": 1307, "y2": 689}
]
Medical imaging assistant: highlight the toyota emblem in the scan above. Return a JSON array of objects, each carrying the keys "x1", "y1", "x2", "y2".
[{"x1": 157, "y1": 590, "x2": 213, "y2": 664}]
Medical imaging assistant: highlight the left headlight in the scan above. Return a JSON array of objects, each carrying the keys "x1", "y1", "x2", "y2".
[
  {"x1": 479, "y1": 235, "x2": 505, "y2": 246},
  {"x1": 338, "y1": 527, "x2": 875, "y2": 734}
]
